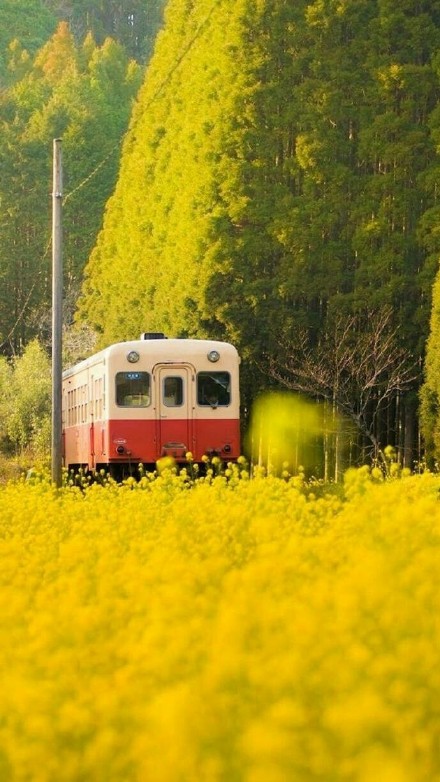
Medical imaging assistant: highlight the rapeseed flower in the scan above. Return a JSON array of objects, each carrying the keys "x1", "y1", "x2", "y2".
[{"x1": 0, "y1": 469, "x2": 439, "y2": 779}]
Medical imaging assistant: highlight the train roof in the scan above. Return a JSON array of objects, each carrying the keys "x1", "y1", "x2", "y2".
[{"x1": 63, "y1": 338, "x2": 240, "y2": 379}]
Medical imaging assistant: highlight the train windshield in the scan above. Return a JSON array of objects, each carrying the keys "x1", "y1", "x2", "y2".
[
  {"x1": 197, "y1": 372, "x2": 230, "y2": 406},
  {"x1": 116, "y1": 371, "x2": 150, "y2": 407}
]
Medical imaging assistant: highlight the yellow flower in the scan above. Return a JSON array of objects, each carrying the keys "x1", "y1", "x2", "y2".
[{"x1": 0, "y1": 467, "x2": 438, "y2": 780}]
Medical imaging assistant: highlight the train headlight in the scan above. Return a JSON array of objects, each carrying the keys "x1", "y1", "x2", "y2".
[
  {"x1": 127, "y1": 350, "x2": 140, "y2": 363},
  {"x1": 207, "y1": 350, "x2": 220, "y2": 363}
]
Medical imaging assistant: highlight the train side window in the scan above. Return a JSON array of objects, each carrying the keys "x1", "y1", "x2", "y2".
[
  {"x1": 197, "y1": 372, "x2": 230, "y2": 406},
  {"x1": 163, "y1": 376, "x2": 183, "y2": 407},
  {"x1": 116, "y1": 372, "x2": 151, "y2": 407}
]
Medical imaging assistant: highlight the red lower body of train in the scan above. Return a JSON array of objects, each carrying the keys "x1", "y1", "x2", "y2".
[{"x1": 63, "y1": 416, "x2": 240, "y2": 472}]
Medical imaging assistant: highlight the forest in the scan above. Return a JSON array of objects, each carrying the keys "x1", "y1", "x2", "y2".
[{"x1": 2, "y1": 0, "x2": 440, "y2": 475}]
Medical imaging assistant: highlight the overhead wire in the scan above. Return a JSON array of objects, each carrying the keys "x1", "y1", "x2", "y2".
[
  {"x1": 0, "y1": 236, "x2": 52, "y2": 352},
  {"x1": 64, "y1": 0, "x2": 223, "y2": 204},
  {"x1": 2, "y1": 0, "x2": 223, "y2": 350}
]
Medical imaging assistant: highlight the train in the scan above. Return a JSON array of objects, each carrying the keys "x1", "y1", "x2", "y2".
[{"x1": 62, "y1": 333, "x2": 240, "y2": 476}]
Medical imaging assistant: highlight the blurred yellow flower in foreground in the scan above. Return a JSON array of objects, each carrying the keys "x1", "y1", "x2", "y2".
[{"x1": 0, "y1": 468, "x2": 439, "y2": 780}]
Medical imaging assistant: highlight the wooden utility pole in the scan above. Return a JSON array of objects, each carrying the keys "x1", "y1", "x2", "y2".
[{"x1": 51, "y1": 139, "x2": 63, "y2": 487}]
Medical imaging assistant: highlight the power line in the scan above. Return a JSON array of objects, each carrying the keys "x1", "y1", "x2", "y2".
[
  {"x1": 0, "y1": 236, "x2": 51, "y2": 352},
  {"x1": 62, "y1": 0, "x2": 222, "y2": 204},
  {"x1": 143, "y1": 0, "x2": 223, "y2": 109},
  {"x1": 63, "y1": 145, "x2": 119, "y2": 205},
  {"x1": 2, "y1": 0, "x2": 223, "y2": 348}
]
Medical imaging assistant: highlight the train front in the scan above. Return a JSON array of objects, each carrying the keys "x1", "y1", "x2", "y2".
[{"x1": 105, "y1": 337, "x2": 241, "y2": 469}]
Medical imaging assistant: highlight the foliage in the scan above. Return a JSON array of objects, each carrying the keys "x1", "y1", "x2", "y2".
[
  {"x1": 0, "y1": 468, "x2": 439, "y2": 778},
  {"x1": 62, "y1": 321, "x2": 98, "y2": 368},
  {"x1": 44, "y1": 0, "x2": 166, "y2": 62},
  {"x1": 420, "y1": 271, "x2": 440, "y2": 463},
  {"x1": 0, "y1": 0, "x2": 165, "y2": 79},
  {"x1": 419, "y1": 47, "x2": 440, "y2": 464},
  {"x1": 0, "y1": 23, "x2": 143, "y2": 353},
  {"x1": 0, "y1": 358, "x2": 13, "y2": 453},
  {"x1": 78, "y1": 0, "x2": 440, "y2": 463},
  {"x1": 0, "y1": 340, "x2": 51, "y2": 456},
  {"x1": 2, "y1": 0, "x2": 440, "y2": 464},
  {"x1": 0, "y1": 0, "x2": 56, "y2": 83}
]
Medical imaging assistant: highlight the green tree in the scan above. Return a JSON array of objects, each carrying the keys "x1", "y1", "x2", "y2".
[
  {"x1": 0, "y1": 357, "x2": 13, "y2": 453},
  {"x1": 0, "y1": 0, "x2": 56, "y2": 83},
  {"x1": 43, "y1": 0, "x2": 166, "y2": 61},
  {"x1": 0, "y1": 341, "x2": 51, "y2": 456},
  {"x1": 420, "y1": 274, "x2": 440, "y2": 462},
  {"x1": 79, "y1": 0, "x2": 440, "y2": 467},
  {"x1": 418, "y1": 46, "x2": 440, "y2": 464},
  {"x1": 0, "y1": 22, "x2": 142, "y2": 353}
]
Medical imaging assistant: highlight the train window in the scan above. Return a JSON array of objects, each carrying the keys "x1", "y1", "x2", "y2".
[
  {"x1": 116, "y1": 372, "x2": 151, "y2": 407},
  {"x1": 163, "y1": 376, "x2": 183, "y2": 407},
  {"x1": 197, "y1": 372, "x2": 230, "y2": 406}
]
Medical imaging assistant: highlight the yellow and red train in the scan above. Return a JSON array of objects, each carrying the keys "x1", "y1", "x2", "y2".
[{"x1": 62, "y1": 333, "x2": 240, "y2": 475}]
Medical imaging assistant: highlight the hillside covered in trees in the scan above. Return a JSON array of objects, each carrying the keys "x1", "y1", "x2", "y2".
[
  {"x1": 0, "y1": 0, "x2": 165, "y2": 80},
  {"x1": 77, "y1": 0, "x2": 440, "y2": 467},
  {"x1": 3, "y1": 0, "x2": 440, "y2": 469},
  {"x1": 0, "y1": 1, "x2": 165, "y2": 356}
]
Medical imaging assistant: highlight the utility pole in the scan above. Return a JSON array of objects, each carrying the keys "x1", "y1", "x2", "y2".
[{"x1": 51, "y1": 139, "x2": 63, "y2": 487}]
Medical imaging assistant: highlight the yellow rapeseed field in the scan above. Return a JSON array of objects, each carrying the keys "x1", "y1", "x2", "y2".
[{"x1": 1, "y1": 463, "x2": 440, "y2": 781}]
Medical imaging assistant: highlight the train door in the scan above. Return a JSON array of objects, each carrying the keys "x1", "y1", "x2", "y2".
[{"x1": 154, "y1": 363, "x2": 194, "y2": 460}]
